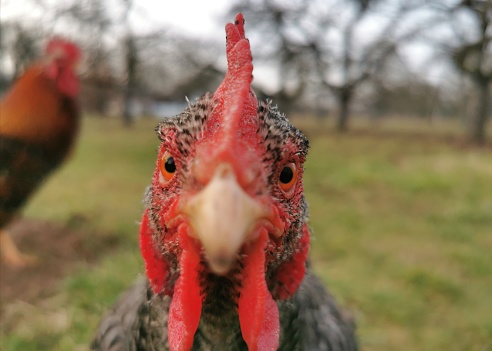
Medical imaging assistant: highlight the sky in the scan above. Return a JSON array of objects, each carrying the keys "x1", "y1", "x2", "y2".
[
  {"x1": 127, "y1": 0, "x2": 230, "y2": 37},
  {"x1": 0, "y1": 0, "x2": 459, "y2": 89},
  {"x1": 0, "y1": 0, "x2": 232, "y2": 37},
  {"x1": 0, "y1": 0, "x2": 236, "y2": 77}
]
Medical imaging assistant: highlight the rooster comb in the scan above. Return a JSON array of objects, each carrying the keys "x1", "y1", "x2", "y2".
[
  {"x1": 212, "y1": 13, "x2": 257, "y2": 141},
  {"x1": 45, "y1": 37, "x2": 81, "y2": 64}
]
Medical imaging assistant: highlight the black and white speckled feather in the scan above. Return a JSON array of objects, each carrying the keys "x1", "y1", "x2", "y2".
[{"x1": 92, "y1": 273, "x2": 357, "y2": 351}]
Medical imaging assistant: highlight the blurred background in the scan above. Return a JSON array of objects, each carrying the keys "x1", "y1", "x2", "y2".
[{"x1": 0, "y1": 0, "x2": 491, "y2": 350}]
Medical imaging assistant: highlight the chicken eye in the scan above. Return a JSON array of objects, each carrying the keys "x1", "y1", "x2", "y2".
[
  {"x1": 279, "y1": 163, "x2": 297, "y2": 192},
  {"x1": 160, "y1": 152, "x2": 176, "y2": 181}
]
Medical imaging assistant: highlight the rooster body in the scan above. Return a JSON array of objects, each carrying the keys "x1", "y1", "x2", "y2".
[
  {"x1": 92, "y1": 15, "x2": 357, "y2": 351},
  {"x1": 0, "y1": 39, "x2": 80, "y2": 266}
]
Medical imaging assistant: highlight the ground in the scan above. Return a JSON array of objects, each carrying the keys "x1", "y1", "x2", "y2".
[
  {"x1": 1, "y1": 117, "x2": 491, "y2": 351},
  {"x1": 0, "y1": 217, "x2": 119, "y2": 312}
]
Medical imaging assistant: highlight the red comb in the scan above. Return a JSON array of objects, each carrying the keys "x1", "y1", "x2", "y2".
[
  {"x1": 211, "y1": 13, "x2": 257, "y2": 144},
  {"x1": 45, "y1": 37, "x2": 81, "y2": 64}
]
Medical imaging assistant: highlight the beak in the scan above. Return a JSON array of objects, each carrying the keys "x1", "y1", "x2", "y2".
[{"x1": 182, "y1": 164, "x2": 266, "y2": 275}]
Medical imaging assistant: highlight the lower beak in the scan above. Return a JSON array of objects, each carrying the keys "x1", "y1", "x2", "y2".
[{"x1": 182, "y1": 164, "x2": 266, "y2": 275}]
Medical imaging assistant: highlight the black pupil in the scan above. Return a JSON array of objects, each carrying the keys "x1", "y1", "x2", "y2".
[
  {"x1": 279, "y1": 166, "x2": 294, "y2": 184},
  {"x1": 164, "y1": 157, "x2": 176, "y2": 173}
]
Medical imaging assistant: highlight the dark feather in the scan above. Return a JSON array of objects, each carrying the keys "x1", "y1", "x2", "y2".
[
  {"x1": 0, "y1": 95, "x2": 78, "y2": 227},
  {"x1": 91, "y1": 273, "x2": 357, "y2": 351},
  {"x1": 0, "y1": 136, "x2": 63, "y2": 226}
]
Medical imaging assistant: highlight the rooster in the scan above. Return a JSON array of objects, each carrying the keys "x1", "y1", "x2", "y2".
[
  {"x1": 92, "y1": 14, "x2": 357, "y2": 351},
  {"x1": 0, "y1": 38, "x2": 81, "y2": 267}
]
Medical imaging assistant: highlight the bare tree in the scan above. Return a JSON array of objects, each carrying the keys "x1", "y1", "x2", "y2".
[
  {"x1": 229, "y1": 0, "x2": 329, "y2": 113},
  {"x1": 134, "y1": 29, "x2": 223, "y2": 100},
  {"x1": 0, "y1": 0, "x2": 228, "y2": 120},
  {"x1": 121, "y1": 0, "x2": 137, "y2": 126},
  {"x1": 0, "y1": 22, "x2": 41, "y2": 80},
  {"x1": 322, "y1": 0, "x2": 443, "y2": 131},
  {"x1": 82, "y1": 44, "x2": 117, "y2": 115},
  {"x1": 122, "y1": 35, "x2": 138, "y2": 125},
  {"x1": 229, "y1": 0, "x2": 439, "y2": 130},
  {"x1": 446, "y1": 0, "x2": 491, "y2": 144},
  {"x1": 11, "y1": 26, "x2": 40, "y2": 79}
]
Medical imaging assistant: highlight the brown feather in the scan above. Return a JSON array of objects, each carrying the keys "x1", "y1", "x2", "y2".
[{"x1": 0, "y1": 61, "x2": 79, "y2": 228}]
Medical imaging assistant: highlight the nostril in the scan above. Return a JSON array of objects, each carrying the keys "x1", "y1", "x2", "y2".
[
  {"x1": 215, "y1": 163, "x2": 257, "y2": 190},
  {"x1": 216, "y1": 163, "x2": 235, "y2": 179}
]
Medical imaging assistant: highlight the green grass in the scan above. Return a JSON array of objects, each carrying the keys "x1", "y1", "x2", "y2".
[{"x1": 1, "y1": 116, "x2": 492, "y2": 351}]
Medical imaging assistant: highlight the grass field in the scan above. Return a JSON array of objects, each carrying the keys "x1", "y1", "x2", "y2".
[{"x1": 1, "y1": 116, "x2": 491, "y2": 350}]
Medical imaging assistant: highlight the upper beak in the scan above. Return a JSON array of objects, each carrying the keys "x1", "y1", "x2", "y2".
[{"x1": 182, "y1": 163, "x2": 266, "y2": 275}]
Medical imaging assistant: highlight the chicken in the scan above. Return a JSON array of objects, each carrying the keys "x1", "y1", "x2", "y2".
[
  {"x1": 92, "y1": 14, "x2": 357, "y2": 351},
  {"x1": 0, "y1": 38, "x2": 81, "y2": 267}
]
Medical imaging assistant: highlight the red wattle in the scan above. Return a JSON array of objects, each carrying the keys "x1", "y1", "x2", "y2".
[
  {"x1": 140, "y1": 210, "x2": 169, "y2": 295},
  {"x1": 168, "y1": 225, "x2": 202, "y2": 351},
  {"x1": 238, "y1": 229, "x2": 280, "y2": 351},
  {"x1": 273, "y1": 223, "x2": 310, "y2": 300}
]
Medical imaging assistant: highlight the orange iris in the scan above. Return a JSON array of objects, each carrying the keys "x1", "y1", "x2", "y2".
[
  {"x1": 279, "y1": 163, "x2": 297, "y2": 192},
  {"x1": 160, "y1": 152, "x2": 176, "y2": 181}
]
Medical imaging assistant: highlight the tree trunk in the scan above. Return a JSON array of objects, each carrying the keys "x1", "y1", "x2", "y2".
[
  {"x1": 337, "y1": 89, "x2": 352, "y2": 132},
  {"x1": 123, "y1": 36, "x2": 137, "y2": 127},
  {"x1": 471, "y1": 79, "x2": 490, "y2": 144},
  {"x1": 123, "y1": 88, "x2": 134, "y2": 127}
]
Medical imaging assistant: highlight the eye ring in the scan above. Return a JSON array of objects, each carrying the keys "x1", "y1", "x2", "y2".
[
  {"x1": 159, "y1": 152, "x2": 176, "y2": 182},
  {"x1": 279, "y1": 163, "x2": 297, "y2": 192}
]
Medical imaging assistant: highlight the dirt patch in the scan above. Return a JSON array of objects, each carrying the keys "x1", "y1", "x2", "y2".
[{"x1": 0, "y1": 217, "x2": 120, "y2": 311}]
